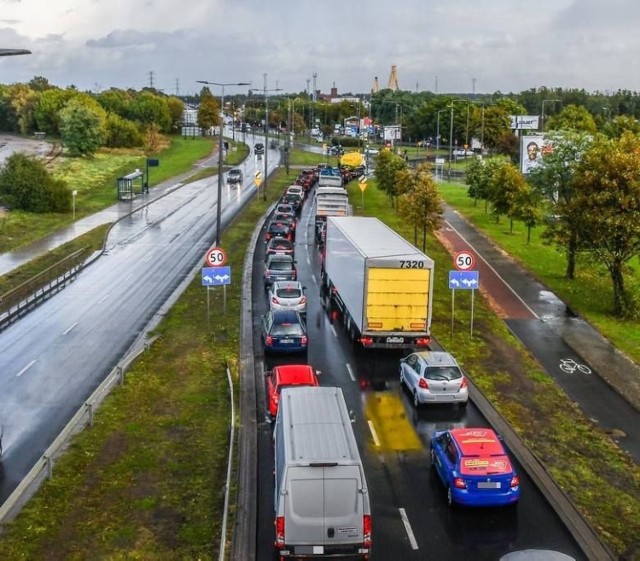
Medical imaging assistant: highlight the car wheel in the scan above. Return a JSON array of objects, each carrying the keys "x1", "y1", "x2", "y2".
[
  {"x1": 413, "y1": 390, "x2": 421, "y2": 409},
  {"x1": 447, "y1": 486, "x2": 454, "y2": 507}
]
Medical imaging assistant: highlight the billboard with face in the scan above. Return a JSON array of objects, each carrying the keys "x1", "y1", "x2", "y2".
[{"x1": 521, "y1": 135, "x2": 548, "y2": 174}]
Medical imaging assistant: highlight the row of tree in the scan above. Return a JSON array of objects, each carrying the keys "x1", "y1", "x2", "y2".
[{"x1": 374, "y1": 127, "x2": 640, "y2": 319}]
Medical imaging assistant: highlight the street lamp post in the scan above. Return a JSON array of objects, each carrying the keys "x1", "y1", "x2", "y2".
[
  {"x1": 196, "y1": 80, "x2": 250, "y2": 246},
  {"x1": 541, "y1": 99, "x2": 560, "y2": 132}
]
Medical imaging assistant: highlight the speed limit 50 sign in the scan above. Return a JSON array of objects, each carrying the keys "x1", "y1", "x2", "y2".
[
  {"x1": 454, "y1": 250, "x2": 476, "y2": 271},
  {"x1": 205, "y1": 246, "x2": 227, "y2": 267}
]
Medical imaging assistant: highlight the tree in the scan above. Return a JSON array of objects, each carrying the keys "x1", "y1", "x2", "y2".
[
  {"x1": 568, "y1": 132, "x2": 640, "y2": 317},
  {"x1": 59, "y1": 97, "x2": 107, "y2": 157},
  {"x1": 197, "y1": 87, "x2": 220, "y2": 132},
  {"x1": 602, "y1": 115, "x2": 640, "y2": 139},
  {"x1": 372, "y1": 148, "x2": 407, "y2": 205},
  {"x1": 397, "y1": 163, "x2": 443, "y2": 251},
  {"x1": 166, "y1": 96, "x2": 185, "y2": 132},
  {"x1": 0, "y1": 153, "x2": 70, "y2": 212},
  {"x1": 486, "y1": 160, "x2": 524, "y2": 225},
  {"x1": 527, "y1": 130, "x2": 595, "y2": 279},
  {"x1": 546, "y1": 104, "x2": 597, "y2": 134},
  {"x1": 104, "y1": 113, "x2": 143, "y2": 148},
  {"x1": 96, "y1": 88, "x2": 132, "y2": 118},
  {"x1": 128, "y1": 91, "x2": 172, "y2": 133},
  {"x1": 9, "y1": 83, "x2": 39, "y2": 135},
  {"x1": 34, "y1": 87, "x2": 76, "y2": 135}
]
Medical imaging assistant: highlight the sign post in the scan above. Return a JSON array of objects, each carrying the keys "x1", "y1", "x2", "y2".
[
  {"x1": 449, "y1": 250, "x2": 480, "y2": 339},
  {"x1": 202, "y1": 247, "x2": 230, "y2": 322}
]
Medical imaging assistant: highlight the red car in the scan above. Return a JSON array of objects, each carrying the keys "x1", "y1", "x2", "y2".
[{"x1": 264, "y1": 364, "x2": 320, "y2": 419}]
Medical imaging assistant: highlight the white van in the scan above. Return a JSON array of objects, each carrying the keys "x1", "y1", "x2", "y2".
[{"x1": 273, "y1": 386, "x2": 372, "y2": 560}]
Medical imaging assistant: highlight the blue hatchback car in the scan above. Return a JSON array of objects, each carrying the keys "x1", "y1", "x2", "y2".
[
  {"x1": 430, "y1": 428, "x2": 520, "y2": 507},
  {"x1": 261, "y1": 310, "x2": 308, "y2": 355}
]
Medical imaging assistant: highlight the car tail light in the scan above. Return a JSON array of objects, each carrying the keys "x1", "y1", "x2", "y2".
[
  {"x1": 271, "y1": 297, "x2": 279, "y2": 305},
  {"x1": 275, "y1": 516, "x2": 285, "y2": 547},
  {"x1": 415, "y1": 337, "x2": 430, "y2": 347},
  {"x1": 266, "y1": 336, "x2": 273, "y2": 345},
  {"x1": 453, "y1": 477, "x2": 467, "y2": 489},
  {"x1": 293, "y1": 270, "x2": 297, "y2": 279},
  {"x1": 510, "y1": 475, "x2": 520, "y2": 488},
  {"x1": 360, "y1": 336, "x2": 374, "y2": 346},
  {"x1": 418, "y1": 378, "x2": 429, "y2": 389},
  {"x1": 460, "y1": 377, "x2": 468, "y2": 389},
  {"x1": 300, "y1": 296, "x2": 307, "y2": 305},
  {"x1": 301, "y1": 336, "x2": 308, "y2": 345},
  {"x1": 363, "y1": 514, "x2": 372, "y2": 548}
]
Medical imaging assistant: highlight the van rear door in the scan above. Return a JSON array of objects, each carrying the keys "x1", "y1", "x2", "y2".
[{"x1": 285, "y1": 465, "x2": 364, "y2": 547}]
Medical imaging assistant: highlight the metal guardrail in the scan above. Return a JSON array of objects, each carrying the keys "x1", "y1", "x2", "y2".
[
  {"x1": 0, "y1": 334, "x2": 158, "y2": 524},
  {"x1": 0, "y1": 247, "x2": 91, "y2": 332}
]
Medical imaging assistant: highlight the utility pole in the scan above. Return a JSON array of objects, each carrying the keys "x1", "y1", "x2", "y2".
[{"x1": 148, "y1": 70, "x2": 154, "y2": 89}]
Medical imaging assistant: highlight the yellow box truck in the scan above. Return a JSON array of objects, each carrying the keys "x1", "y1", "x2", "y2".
[{"x1": 321, "y1": 216, "x2": 434, "y2": 350}]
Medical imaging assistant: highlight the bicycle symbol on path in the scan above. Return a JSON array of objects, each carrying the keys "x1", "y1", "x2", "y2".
[{"x1": 559, "y1": 358, "x2": 592, "y2": 375}]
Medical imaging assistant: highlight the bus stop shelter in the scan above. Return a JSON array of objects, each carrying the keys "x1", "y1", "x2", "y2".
[{"x1": 116, "y1": 170, "x2": 146, "y2": 200}]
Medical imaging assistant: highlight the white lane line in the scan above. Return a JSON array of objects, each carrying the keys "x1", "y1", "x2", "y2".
[
  {"x1": 399, "y1": 508, "x2": 419, "y2": 550},
  {"x1": 330, "y1": 324, "x2": 338, "y2": 338},
  {"x1": 123, "y1": 273, "x2": 133, "y2": 282},
  {"x1": 306, "y1": 256, "x2": 311, "y2": 266},
  {"x1": 64, "y1": 322, "x2": 78, "y2": 335},
  {"x1": 311, "y1": 273, "x2": 317, "y2": 285},
  {"x1": 345, "y1": 363, "x2": 356, "y2": 382},
  {"x1": 98, "y1": 294, "x2": 110, "y2": 304},
  {"x1": 16, "y1": 359, "x2": 37, "y2": 378},
  {"x1": 367, "y1": 420, "x2": 381, "y2": 447}
]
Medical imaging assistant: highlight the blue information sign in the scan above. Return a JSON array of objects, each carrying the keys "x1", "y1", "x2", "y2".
[
  {"x1": 449, "y1": 270, "x2": 479, "y2": 290},
  {"x1": 202, "y1": 266, "x2": 231, "y2": 286}
]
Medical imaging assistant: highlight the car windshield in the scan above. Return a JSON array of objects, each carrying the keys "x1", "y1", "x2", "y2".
[
  {"x1": 271, "y1": 323, "x2": 304, "y2": 336},
  {"x1": 424, "y1": 366, "x2": 462, "y2": 381},
  {"x1": 276, "y1": 287, "x2": 301, "y2": 298}
]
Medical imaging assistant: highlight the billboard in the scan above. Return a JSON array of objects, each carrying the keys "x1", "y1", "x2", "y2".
[
  {"x1": 510, "y1": 115, "x2": 540, "y2": 130},
  {"x1": 384, "y1": 125, "x2": 401, "y2": 142},
  {"x1": 521, "y1": 135, "x2": 553, "y2": 174}
]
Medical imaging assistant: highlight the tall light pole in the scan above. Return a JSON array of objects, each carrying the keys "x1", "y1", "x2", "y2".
[
  {"x1": 196, "y1": 80, "x2": 250, "y2": 246},
  {"x1": 541, "y1": 99, "x2": 560, "y2": 132}
]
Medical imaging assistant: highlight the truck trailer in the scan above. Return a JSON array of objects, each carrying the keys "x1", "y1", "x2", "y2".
[
  {"x1": 322, "y1": 216, "x2": 434, "y2": 350},
  {"x1": 273, "y1": 386, "x2": 371, "y2": 560},
  {"x1": 314, "y1": 186, "x2": 351, "y2": 245}
]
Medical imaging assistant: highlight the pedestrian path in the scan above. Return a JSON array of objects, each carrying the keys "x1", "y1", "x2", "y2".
[{"x1": 0, "y1": 170, "x2": 201, "y2": 278}]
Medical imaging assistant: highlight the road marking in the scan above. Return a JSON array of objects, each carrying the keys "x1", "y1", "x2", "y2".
[
  {"x1": 98, "y1": 294, "x2": 110, "y2": 304},
  {"x1": 306, "y1": 256, "x2": 311, "y2": 266},
  {"x1": 311, "y1": 274, "x2": 317, "y2": 285},
  {"x1": 346, "y1": 363, "x2": 356, "y2": 382},
  {"x1": 123, "y1": 273, "x2": 133, "y2": 282},
  {"x1": 368, "y1": 420, "x2": 381, "y2": 447},
  {"x1": 399, "y1": 508, "x2": 419, "y2": 550},
  {"x1": 16, "y1": 359, "x2": 37, "y2": 378},
  {"x1": 443, "y1": 220, "x2": 539, "y2": 318},
  {"x1": 330, "y1": 324, "x2": 338, "y2": 338},
  {"x1": 64, "y1": 322, "x2": 78, "y2": 335}
]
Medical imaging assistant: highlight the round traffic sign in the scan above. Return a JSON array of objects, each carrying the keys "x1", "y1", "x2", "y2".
[
  {"x1": 454, "y1": 250, "x2": 475, "y2": 271},
  {"x1": 205, "y1": 246, "x2": 227, "y2": 267}
]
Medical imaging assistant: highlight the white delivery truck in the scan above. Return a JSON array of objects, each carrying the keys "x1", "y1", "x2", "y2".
[
  {"x1": 314, "y1": 186, "x2": 351, "y2": 245},
  {"x1": 273, "y1": 386, "x2": 372, "y2": 560},
  {"x1": 322, "y1": 216, "x2": 434, "y2": 350}
]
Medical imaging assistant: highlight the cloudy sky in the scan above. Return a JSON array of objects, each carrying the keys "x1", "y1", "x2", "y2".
[{"x1": 0, "y1": 0, "x2": 638, "y2": 97}]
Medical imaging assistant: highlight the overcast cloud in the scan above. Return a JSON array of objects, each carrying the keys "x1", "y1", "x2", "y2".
[{"x1": 0, "y1": 0, "x2": 639, "y2": 97}]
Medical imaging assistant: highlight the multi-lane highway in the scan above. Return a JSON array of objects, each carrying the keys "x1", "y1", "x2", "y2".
[{"x1": 250, "y1": 189, "x2": 586, "y2": 560}]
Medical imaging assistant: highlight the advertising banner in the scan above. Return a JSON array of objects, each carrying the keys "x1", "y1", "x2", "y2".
[{"x1": 510, "y1": 115, "x2": 540, "y2": 130}]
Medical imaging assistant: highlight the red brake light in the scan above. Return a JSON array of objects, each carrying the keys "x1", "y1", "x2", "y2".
[
  {"x1": 301, "y1": 336, "x2": 308, "y2": 345},
  {"x1": 363, "y1": 514, "x2": 372, "y2": 548},
  {"x1": 415, "y1": 337, "x2": 430, "y2": 347},
  {"x1": 271, "y1": 297, "x2": 279, "y2": 305},
  {"x1": 266, "y1": 336, "x2": 273, "y2": 345},
  {"x1": 275, "y1": 516, "x2": 285, "y2": 547},
  {"x1": 453, "y1": 477, "x2": 467, "y2": 489},
  {"x1": 460, "y1": 377, "x2": 467, "y2": 389},
  {"x1": 418, "y1": 378, "x2": 429, "y2": 389},
  {"x1": 300, "y1": 296, "x2": 307, "y2": 304},
  {"x1": 510, "y1": 475, "x2": 520, "y2": 488},
  {"x1": 360, "y1": 337, "x2": 374, "y2": 346}
]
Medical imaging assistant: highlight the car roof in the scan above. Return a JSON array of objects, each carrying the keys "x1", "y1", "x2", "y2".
[
  {"x1": 450, "y1": 428, "x2": 504, "y2": 456},
  {"x1": 267, "y1": 253, "x2": 293, "y2": 262},
  {"x1": 273, "y1": 364, "x2": 318, "y2": 385},
  {"x1": 413, "y1": 351, "x2": 459, "y2": 368}
]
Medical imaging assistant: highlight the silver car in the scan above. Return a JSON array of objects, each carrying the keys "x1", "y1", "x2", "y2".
[
  {"x1": 400, "y1": 351, "x2": 468, "y2": 408},
  {"x1": 267, "y1": 281, "x2": 306, "y2": 317}
]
